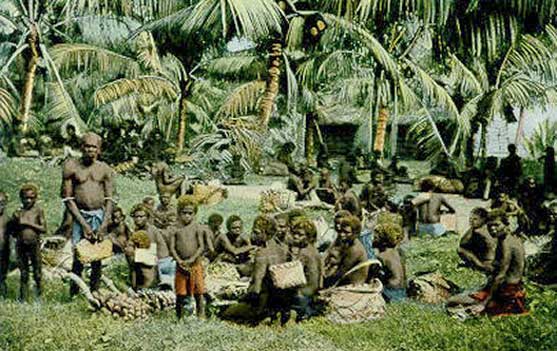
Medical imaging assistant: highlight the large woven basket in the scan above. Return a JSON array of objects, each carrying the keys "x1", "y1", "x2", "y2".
[
  {"x1": 76, "y1": 239, "x2": 113, "y2": 264},
  {"x1": 320, "y1": 279, "x2": 386, "y2": 324},
  {"x1": 269, "y1": 260, "x2": 307, "y2": 289}
]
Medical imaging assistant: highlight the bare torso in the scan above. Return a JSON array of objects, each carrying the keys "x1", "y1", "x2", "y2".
[
  {"x1": 338, "y1": 239, "x2": 368, "y2": 285},
  {"x1": 14, "y1": 206, "x2": 44, "y2": 244},
  {"x1": 172, "y1": 222, "x2": 203, "y2": 261},
  {"x1": 417, "y1": 193, "x2": 450, "y2": 223},
  {"x1": 376, "y1": 248, "x2": 406, "y2": 289},
  {"x1": 63, "y1": 159, "x2": 112, "y2": 210}
]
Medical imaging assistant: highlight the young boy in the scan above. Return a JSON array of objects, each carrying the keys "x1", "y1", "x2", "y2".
[
  {"x1": 0, "y1": 192, "x2": 10, "y2": 298},
  {"x1": 108, "y1": 206, "x2": 131, "y2": 254},
  {"x1": 169, "y1": 195, "x2": 206, "y2": 319},
  {"x1": 12, "y1": 184, "x2": 46, "y2": 301}
]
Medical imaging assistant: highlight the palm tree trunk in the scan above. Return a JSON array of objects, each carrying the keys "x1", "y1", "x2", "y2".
[
  {"x1": 515, "y1": 107, "x2": 526, "y2": 145},
  {"x1": 18, "y1": 25, "x2": 40, "y2": 134},
  {"x1": 259, "y1": 41, "x2": 282, "y2": 130},
  {"x1": 390, "y1": 93, "x2": 399, "y2": 157},
  {"x1": 373, "y1": 107, "x2": 389, "y2": 155},
  {"x1": 176, "y1": 79, "x2": 191, "y2": 152}
]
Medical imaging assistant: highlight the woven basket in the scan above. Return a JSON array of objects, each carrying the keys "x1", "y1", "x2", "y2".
[
  {"x1": 320, "y1": 279, "x2": 386, "y2": 324},
  {"x1": 76, "y1": 239, "x2": 113, "y2": 264},
  {"x1": 134, "y1": 244, "x2": 157, "y2": 266},
  {"x1": 269, "y1": 260, "x2": 307, "y2": 289}
]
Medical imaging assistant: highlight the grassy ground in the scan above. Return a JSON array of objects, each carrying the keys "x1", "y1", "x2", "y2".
[{"x1": 1, "y1": 158, "x2": 556, "y2": 351}]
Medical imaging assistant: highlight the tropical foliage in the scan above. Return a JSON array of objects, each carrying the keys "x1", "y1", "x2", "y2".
[{"x1": 0, "y1": 0, "x2": 557, "y2": 169}]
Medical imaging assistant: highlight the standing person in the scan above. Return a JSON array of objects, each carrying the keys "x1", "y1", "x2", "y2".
[
  {"x1": 62, "y1": 133, "x2": 114, "y2": 297},
  {"x1": 497, "y1": 144, "x2": 522, "y2": 198},
  {"x1": 12, "y1": 184, "x2": 46, "y2": 301},
  {"x1": 412, "y1": 179, "x2": 456, "y2": 237},
  {"x1": 0, "y1": 192, "x2": 9, "y2": 298},
  {"x1": 169, "y1": 196, "x2": 206, "y2": 319}
]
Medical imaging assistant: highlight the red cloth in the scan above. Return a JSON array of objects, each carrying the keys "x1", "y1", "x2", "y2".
[
  {"x1": 471, "y1": 283, "x2": 528, "y2": 316},
  {"x1": 175, "y1": 260, "x2": 205, "y2": 296}
]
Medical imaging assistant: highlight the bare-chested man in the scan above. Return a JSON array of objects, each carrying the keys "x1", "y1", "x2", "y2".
[
  {"x1": 153, "y1": 192, "x2": 177, "y2": 230},
  {"x1": 412, "y1": 179, "x2": 455, "y2": 237},
  {"x1": 324, "y1": 215, "x2": 368, "y2": 287},
  {"x1": 0, "y1": 192, "x2": 9, "y2": 298},
  {"x1": 62, "y1": 133, "x2": 114, "y2": 296},
  {"x1": 472, "y1": 214, "x2": 527, "y2": 316},
  {"x1": 458, "y1": 207, "x2": 496, "y2": 273}
]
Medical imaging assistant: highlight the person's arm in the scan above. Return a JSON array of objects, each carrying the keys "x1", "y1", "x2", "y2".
[
  {"x1": 185, "y1": 226, "x2": 205, "y2": 264},
  {"x1": 300, "y1": 252, "x2": 321, "y2": 296},
  {"x1": 98, "y1": 168, "x2": 115, "y2": 238},
  {"x1": 248, "y1": 250, "x2": 267, "y2": 294},
  {"x1": 204, "y1": 228, "x2": 215, "y2": 254},
  {"x1": 62, "y1": 162, "x2": 93, "y2": 240},
  {"x1": 441, "y1": 196, "x2": 456, "y2": 213},
  {"x1": 169, "y1": 229, "x2": 183, "y2": 265},
  {"x1": 486, "y1": 239, "x2": 511, "y2": 302},
  {"x1": 19, "y1": 209, "x2": 47, "y2": 234}
]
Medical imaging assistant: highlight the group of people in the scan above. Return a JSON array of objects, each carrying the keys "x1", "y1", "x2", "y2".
[{"x1": 0, "y1": 133, "x2": 553, "y2": 324}]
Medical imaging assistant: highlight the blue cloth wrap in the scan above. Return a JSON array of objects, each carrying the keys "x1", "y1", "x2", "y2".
[
  {"x1": 418, "y1": 223, "x2": 446, "y2": 237},
  {"x1": 72, "y1": 209, "x2": 104, "y2": 245}
]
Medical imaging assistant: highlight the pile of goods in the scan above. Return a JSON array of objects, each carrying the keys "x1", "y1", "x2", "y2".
[
  {"x1": 259, "y1": 189, "x2": 294, "y2": 213},
  {"x1": 91, "y1": 289, "x2": 176, "y2": 321},
  {"x1": 416, "y1": 175, "x2": 464, "y2": 194}
]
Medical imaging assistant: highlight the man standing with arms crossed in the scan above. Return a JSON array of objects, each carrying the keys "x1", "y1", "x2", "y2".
[{"x1": 62, "y1": 132, "x2": 114, "y2": 296}]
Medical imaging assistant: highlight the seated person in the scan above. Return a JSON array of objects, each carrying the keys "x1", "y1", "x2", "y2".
[
  {"x1": 335, "y1": 182, "x2": 362, "y2": 220},
  {"x1": 246, "y1": 215, "x2": 288, "y2": 318},
  {"x1": 107, "y1": 206, "x2": 131, "y2": 254},
  {"x1": 287, "y1": 217, "x2": 323, "y2": 321},
  {"x1": 458, "y1": 207, "x2": 496, "y2": 273},
  {"x1": 274, "y1": 212, "x2": 291, "y2": 245},
  {"x1": 412, "y1": 179, "x2": 456, "y2": 237},
  {"x1": 472, "y1": 213, "x2": 527, "y2": 316},
  {"x1": 287, "y1": 165, "x2": 316, "y2": 201},
  {"x1": 153, "y1": 192, "x2": 177, "y2": 230},
  {"x1": 214, "y1": 215, "x2": 253, "y2": 263},
  {"x1": 204, "y1": 213, "x2": 223, "y2": 257},
  {"x1": 360, "y1": 173, "x2": 389, "y2": 213},
  {"x1": 316, "y1": 168, "x2": 338, "y2": 204},
  {"x1": 374, "y1": 222, "x2": 407, "y2": 302},
  {"x1": 338, "y1": 155, "x2": 359, "y2": 188},
  {"x1": 324, "y1": 215, "x2": 368, "y2": 287},
  {"x1": 399, "y1": 195, "x2": 417, "y2": 241},
  {"x1": 225, "y1": 153, "x2": 246, "y2": 185},
  {"x1": 490, "y1": 191, "x2": 528, "y2": 233}
]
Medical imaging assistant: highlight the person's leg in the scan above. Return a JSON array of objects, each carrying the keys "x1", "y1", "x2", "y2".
[
  {"x1": 90, "y1": 260, "x2": 102, "y2": 292},
  {"x1": 17, "y1": 243, "x2": 30, "y2": 302},
  {"x1": 30, "y1": 242, "x2": 42, "y2": 298},
  {"x1": 194, "y1": 294, "x2": 206, "y2": 319},
  {"x1": 70, "y1": 251, "x2": 84, "y2": 297},
  {"x1": 0, "y1": 243, "x2": 9, "y2": 298}
]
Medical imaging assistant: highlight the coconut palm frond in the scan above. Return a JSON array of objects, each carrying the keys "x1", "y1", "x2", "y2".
[
  {"x1": 283, "y1": 53, "x2": 298, "y2": 113},
  {"x1": 94, "y1": 76, "x2": 178, "y2": 107},
  {"x1": 404, "y1": 58, "x2": 467, "y2": 135},
  {"x1": 407, "y1": 111, "x2": 449, "y2": 161},
  {"x1": 317, "y1": 50, "x2": 358, "y2": 82},
  {"x1": 0, "y1": 87, "x2": 15, "y2": 125},
  {"x1": 524, "y1": 119, "x2": 557, "y2": 159},
  {"x1": 285, "y1": 16, "x2": 305, "y2": 51},
  {"x1": 160, "y1": 54, "x2": 188, "y2": 83},
  {"x1": 205, "y1": 54, "x2": 264, "y2": 77},
  {"x1": 182, "y1": 0, "x2": 283, "y2": 40},
  {"x1": 216, "y1": 80, "x2": 266, "y2": 119},
  {"x1": 297, "y1": 57, "x2": 317, "y2": 90},
  {"x1": 50, "y1": 43, "x2": 140, "y2": 76},
  {"x1": 135, "y1": 31, "x2": 162, "y2": 73},
  {"x1": 324, "y1": 14, "x2": 400, "y2": 82},
  {"x1": 449, "y1": 54, "x2": 484, "y2": 97},
  {"x1": 46, "y1": 82, "x2": 87, "y2": 131}
]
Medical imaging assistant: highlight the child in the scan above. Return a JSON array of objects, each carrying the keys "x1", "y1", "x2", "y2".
[
  {"x1": 0, "y1": 192, "x2": 9, "y2": 297},
  {"x1": 12, "y1": 184, "x2": 46, "y2": 301},
  {"x1": 458, "y1": 207, "x2": 496, "y2": 273},
  {"x1": 169, "y1": 195, "x2": 206, "y2": 319},
  {"x1": 108, "y1": 206, "x2": 131, "y2": 254},
  {"x1": 373, "y1": 221, "x2": 406, "y2": 302},
  {"x1": 289, "y1": 217, "x2": 322, "y2": 321}
]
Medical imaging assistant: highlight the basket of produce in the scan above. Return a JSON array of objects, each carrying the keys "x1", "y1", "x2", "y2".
[{"x1": 76, "y1": 239, "x2": 113, "y2": 264}]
